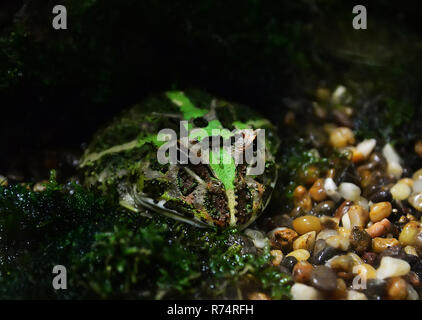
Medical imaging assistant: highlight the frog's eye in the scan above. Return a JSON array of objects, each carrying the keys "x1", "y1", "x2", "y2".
[{"x1": 193, "y1": 117, "x2": 208, "y2": 128}]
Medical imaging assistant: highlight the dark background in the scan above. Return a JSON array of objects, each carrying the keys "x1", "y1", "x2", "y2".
[{"x1": 1, "y1": 0, "x2": 422, "y2": 181}]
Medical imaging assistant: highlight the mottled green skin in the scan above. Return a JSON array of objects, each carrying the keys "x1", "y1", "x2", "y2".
[{"x1": 79, "y1": 90, "x2": 279, "y2": 229}]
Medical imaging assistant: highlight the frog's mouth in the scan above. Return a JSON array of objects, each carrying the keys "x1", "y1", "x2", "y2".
[{"x1": 135, "y1": 195, "x2": 212, "y2": 228}]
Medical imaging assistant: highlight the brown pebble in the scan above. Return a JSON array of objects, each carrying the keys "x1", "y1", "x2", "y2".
[
  {"x1": 362, "y1": 251, "x2": 377, "y2": 266},
  {"x1": 386, "y1": 277, "x2": 408, "y2": 300},
  {"x1": 366, "y1": 218, "x2": 391, "y2": 238},
  {"x1": 248, "y1": 292, "x2": 271, "y2": 300},
  {"x1": 309, "y1": 179, "x2": 327, "y2": 202},
  {"x1": 270, "y1": 228, "x2": 298, "y2": 251},
  {"x1": 415, "y1": 140, "x2": 422, "y2": 159},
  {"x1": 293, "y1": 216, "x2": 322, "y2": 235},
  {"x1": 406, "y1": 271, "x2": 420, "y2": 288},
  {"x1": 335, "y1": 201, "x2": 353, "y2": 219},
  {"x1": 372, "y1": 237, "x2": 400, "y2": 253},
  {"x1": 369, "y1": 202, "x2": 392, "y2": 223},
  {"x1": 292, "y1": 261, "x2": 313, "y2": 283},
  {"x1": 347, "y1": 205, "x2": 369, "y2": 229}
]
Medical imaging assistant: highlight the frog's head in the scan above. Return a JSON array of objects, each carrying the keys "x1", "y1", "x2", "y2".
[{"x1": 79, "y1": 90, "x2": 279, "y2": 229}]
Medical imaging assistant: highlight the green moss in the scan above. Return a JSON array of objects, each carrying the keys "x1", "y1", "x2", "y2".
[{"x1": 0, "y1": 172, "x2": 291, "y2": 299}]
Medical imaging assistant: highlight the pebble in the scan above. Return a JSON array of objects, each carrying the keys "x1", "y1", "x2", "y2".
[
  {"x1": 338, "y1": 227, "x2": 351, "y2": 238},
  {"x1": 382, "y1": 143, "x2": 401, "y2": 165},
  {"x1": 270, "y1": 250, "x2": 284, "y2": 266},
  {"x1": 327, "y1": 255, "x2": 354, "y2": 272},
  {"x1": 407, "y1": 284, "x2": 419, "y2": 300},
  {"x1": 291, "y1": 283, "x2": 322, "y2": 300},
  {"x1": 268, "y1": 227, "x2": 298, "y2": 251},
  {"x1": 369, "y1": 202, "x2": 392, "y2": 222},
  {"x1": 341, "y1": 212, "x2": 351, "y2": 229},
  {"x1": 292, "y1": 261, "x2": 313, "y2": 283},
  {"x1": 376, "y1": 256, "x2": 411, "y2": 280},
  {"x1": 415, "y1": 141, "x2": 422, "y2": 159},
  {"x1": 326, "y1": 235, "x2": 350, "y2": 251},
  {"x1": 413, "y1": 179, "x2": 422, "y2": 193},
  {"x1": 390, "y1": 183, "x2": 412, "y2": 201},
  {"x1": 244, "y1": 229, "x2": 268, "y2": 248},
  {"x1": 312, "y1": 246, "x2": 343, "y2": 265},
  {"x1": 353, "y1": 263, "x2": 377, "y2": 280},
  {"x1": 316, "y1": 229, "x2": 338, "y2": 241},
  {"x1": 248, "y1": 292, "x2": 271, "y2": 300},
  {"x1": 293, "y1": 186, "x2": 312, "y2": 212},
  {"x1": 309, "y1": 179, "x2": 327, "y2": 202},
  {"x1": 362, "y1": 251, "x2": 377, "y2": 266},
  {"x1": 387, "y1": 162, "x2": 404, "y2": 179},
  {"x1": 368, "y1": 189, "x2": 392, "y2": 203},
  {"x1": 350, "y1": 227, "x2": 371, "y2": 253},
  {"x1": 310, "y1": 265, "x2": 338, "y2": 291},
  {"x1": 365, "y1": 279, "x2": 386, "y2": 299},
  {"x1": 409, "y1": 192, "x2": 422, "y2": 212},
  {"x1": 372, "y1": 237, "x2": 400, "y2": 253},
  {"x1": 413, "y1": 168, "x2": 422, "y2": 181},
  {"x1": 347, "y1": 290, "x2": 368, "y2": 300},
  {"x1": 386, "y1": 277, "x2": 408, "y2": 300},
  {"x1": 399, "y1": 221, "x2": 420, "y2": 246},
  {"x1": 293, "y1": 231, "x2": 316, "y2": 251},
  {"x1": 286, "y1": 249, "x2": 310, "y2": 262},
  {"x1": 330, "y1": 278, "x2": 347, "y2": 299},
  {"x1": 358, "y1": 139, "x2": 377, "y2": 156},
  {"x1": 366, "y1": 218, "x2": 391, "y2": 238},
  {"x1": 356, "y1": 196, "x2": 370, "y2": 211},
  {"x1": 404, "y1": 245, "x2": 418, "y2": 257},
  {"x1": 292, "y1": 215, "x2": 322, "y2": 235},
  {"x1": 312, "y1": 200, "x2": 336, "y2": 217},
  {"x1": 329, "y1": 127, "x2": 355, "y2": 148},
  {"x1": 347, "y1": 205, "x2": 369, "y2": 228},
  {"x1": 399, "y1": 178, "x2": 414, "y2": 188},
  {"x1": 324, "y1": 178, "x2": 341, "y2": 202},
  {"x1": 281, "y1": 256, "x2": 298, "y2": 272},
  {"x1": 339, "y1": 182, "x2": 361, "y2": 201}
]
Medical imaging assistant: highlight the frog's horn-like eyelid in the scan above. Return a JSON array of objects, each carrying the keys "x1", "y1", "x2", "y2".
[{"x1": 182, "y1": 167, "x2": 206, "y2": 186}]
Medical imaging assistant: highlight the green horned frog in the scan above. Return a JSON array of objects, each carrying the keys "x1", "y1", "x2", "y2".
[{"x1": 79, "y1": 89, "x2": 279, "y2": 229}]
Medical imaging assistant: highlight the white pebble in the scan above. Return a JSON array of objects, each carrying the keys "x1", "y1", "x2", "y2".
[
  {"x1": 339, "y1": 182, "x2": 361, "y2": 201},
  {"x1": 347, "y1": 290, "x2": 368, "y2": 300},
  {"x1": 413, "y1": 179, "x2": 422, "y2": 193},
  {"x1": 324, "y1": 178, "x2": 341, "y2": 202},
  {"x1": 356, "y1": 139, "x2": 376, "y2": 158},
  {"x1": 244, "y1": 229, "x2": 268, "y2": 249},
  {"x1": 342, "y1": 213, "x2": 351, "y2": 230},
  {"x1": 388, "y1": 162, "x2": 403, "y2": 179},
  {"x1": 356, "y1": 196, "x2": 369, "y2": 211},
  {"x1": 376, "y1": 256, "x2": 410, "y2": 280},
  {"x1": 407, "y1": 285, "x2": 419, "y2": 300},
  {"x1": 291, "y1": 283, "x2": 322, "y2": 300},
  {"x1": 408, "y1": 192, "x2": 422, "y2": 212},
  {"x1": 383, "y1": 143, "x2": 402, "y2": 164},
  {"x1": 390, "y1": 182, "x2": 412, "y2": 200},
  {"x1": 316, "y1": 229, "x2": 339, "y2": 241}
]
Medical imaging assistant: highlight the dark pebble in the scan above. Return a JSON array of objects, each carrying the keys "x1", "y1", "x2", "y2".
[
  {"x1": 310, "y1": 266, "x2": 338, "y2": 291},
  {"x1": 311, "y1": 245, "x2": 343, "y2": 265},
  {"x1": 369, "y1": 189, "x2": 392, "y2": 203},
  {"x1": 312, "y1": 200, "x2": 336, "y2": 217},
  {"x1": 362, "y1": 251, "x2": 378, "y2": 266},
  {"x1": 365, "y1": 279, "x2": 386, "y2": 300},
  {"x1": 278, "y1": 265, "x2": 292, "y2": 275},
  {"x1": 281, "y1": 256, "x2": 298, "y2": 272}
]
